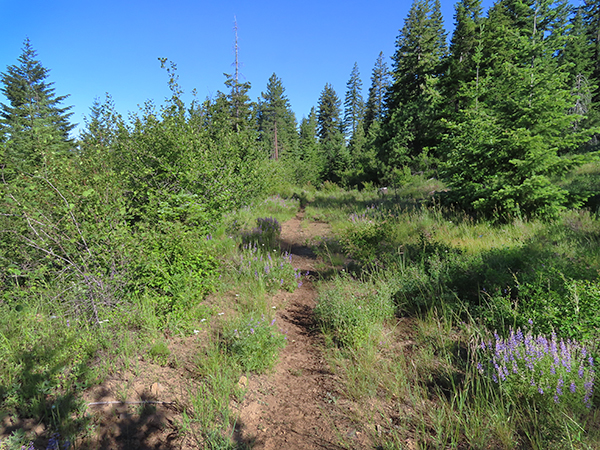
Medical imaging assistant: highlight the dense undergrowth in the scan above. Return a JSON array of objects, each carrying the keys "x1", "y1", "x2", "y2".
[
  {"x1": 310, "y1": 179, "x2": 600, "y2": 449},
  {"x1": 0, "y1": 195, "x2": 301, "y2": 449},
  {"x1": 3, "y1": 172, "x2": 600, "y2": 449}
]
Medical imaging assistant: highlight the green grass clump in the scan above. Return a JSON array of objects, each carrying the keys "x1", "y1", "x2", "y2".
[
  {"x1": 315, "y1": 274, "x2": 396, "y2": 348},
  {"x1": 222, "y1": 314, "x2": 287, "y2": 373}
]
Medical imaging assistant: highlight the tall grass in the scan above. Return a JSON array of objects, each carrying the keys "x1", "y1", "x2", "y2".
[{"x1": 308, "y1": 179, "x2": 600, "y2": 449}]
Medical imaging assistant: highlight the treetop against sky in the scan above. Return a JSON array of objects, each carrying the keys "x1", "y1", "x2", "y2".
[{"x1": 0, "y1": 0, "x2": 495, "y2": 133}]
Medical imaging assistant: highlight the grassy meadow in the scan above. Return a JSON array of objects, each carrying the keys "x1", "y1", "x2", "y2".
[{"x1": 1, "y1": 178, "x2": 600, "y2": 449}]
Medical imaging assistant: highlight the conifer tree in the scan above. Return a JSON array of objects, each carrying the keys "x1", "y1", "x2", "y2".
[
  {"x1": 298, "y1": 107, "x2": 324, "y2": 185},
  {"x1": 381, "y1": 0, "x2": 448, "y2": 173},
  {"x1": 257, "y1": 73, "x2": 298, "y2": 160},
  {"x1": 583, "y1": 0, "x2": 600, "y2": 106},
  {"x1": 444, "y1": 0, "x2": 483, "y2": 114},
  {"x1": 317, "y1": 83, "x2": 343, "y2": 143},
  {"x1": 441, "y1": 0, "x2": 596, "y2": 219},
  {"x1": 364, "y1": 52, "x2": 391, "y2": 133},
  {"x1": 0, "y1": 38, "x2": 75, "y2": 174},
  {"x1": 342, "y1": 63, "x2": 364, "y2": 142},
  {"x1": 316, "y1": 83, "x2": 346, "y2": 182},
  {"x1": 561, "y1": 5, "x2": 596, "y2": 133}
]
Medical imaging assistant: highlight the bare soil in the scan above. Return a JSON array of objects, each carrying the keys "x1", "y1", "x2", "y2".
[
  {"x1": 69, "y1": 212, "x2": 373, "y2": 449},
  {"x1": 230, "y1": 212, "x2": 369, "y2": 449}
]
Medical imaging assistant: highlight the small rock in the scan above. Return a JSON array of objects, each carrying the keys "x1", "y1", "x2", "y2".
[
  {"x1": 238, "y1": 375, "x2": 248, "y2": 389},
  {"x1": 151, "y1": 382, "x2": 162, "y2": 396}
]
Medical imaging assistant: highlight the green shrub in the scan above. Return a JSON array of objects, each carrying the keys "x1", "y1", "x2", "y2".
[{"x1": 135, "y1": 224, "x2": 218, "y2": 322}]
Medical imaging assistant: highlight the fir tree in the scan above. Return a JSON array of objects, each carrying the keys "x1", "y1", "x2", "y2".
[
  {"x1": 298, "y1": 107, "x2": 324, "y2": 185},
  {"x1": 364, "y1": 52, "x2": 391, "y2": 133},
  {"x1": 441, "y1": 0, "x2": 596, "y2": 219},
  {"x1": 381, "y1": 0, "x2": 448, "y2": 171},
  {"x1": 317, "y1": 83, "x2": 343, "y2": 143},
  {"x1": 583, "y1": 0, "x2": 600, "y2": 105},
  {"x1": 257, "y1": 73, "x2": 298, "y2": 160},
  {"x1": 561, "y1": 5, "x2": 596, "y2": 133},
  {"x1": 316, "y1": 83, "x2": 345, "y2": 182},
  {"x1": 444, "y1": 0, "x2": 483, "y2": 114},
  {"x1": 342, "y1": 63, "x2": 364, "y2": 142},
  {"x1": 0, "y1": 38, "x2": 75, "y2": 173}
]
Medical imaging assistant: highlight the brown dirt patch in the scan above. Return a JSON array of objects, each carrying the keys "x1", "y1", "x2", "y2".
[{"x1": 231, "y1": 212, "x2": 370, "y2": 449}]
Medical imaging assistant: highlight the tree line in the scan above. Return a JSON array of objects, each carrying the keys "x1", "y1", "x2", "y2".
[{"x1": 0, "y1": 0, "x2": 599, "y2": 311}]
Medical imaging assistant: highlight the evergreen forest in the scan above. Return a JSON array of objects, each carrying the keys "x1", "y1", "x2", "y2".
[{"x1": 1, "y1": 0, "x2": 600, "y2": 448}]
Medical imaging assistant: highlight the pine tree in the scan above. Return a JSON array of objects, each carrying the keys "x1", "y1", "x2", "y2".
[
  {"x1": 298, "y1": 107, "x2": 324, "y2": 185},
  {"x1": 316, "y1": 83, "x2": 346, "y2": 182},
  {"x1": 441, "y1": 0, "x2": 596, "y2": 219},
  {"x1": 444, "y1": 0, "x2": 483, "y2": 114},
  {"x1": 80, "y1": 94, "x2": 123, "y2": 152},
  {"x1": 0, "y1": 38, "x2": 75, "y2": 173},
  {"x1": 381, "y1": 0, "x2": 448, "y2": 172},
  {"x1": 364, "y1": 52, "x2": 391, "y2": 133},
  {"x1": 583, "y1": 0, "x2": 600, "y2": 106},
  {"x1": 342, "y1": 63, "x2": 364, "y2": 142},
  {"x1": 560, "y1": 5, "x2": 596, "y2": 133},
  {"x1": 257, "y1": 73, "x2": 298, "y2": 160},
  {"x1": 317, "y1": 83, "x2": 343, "y2": 143}
]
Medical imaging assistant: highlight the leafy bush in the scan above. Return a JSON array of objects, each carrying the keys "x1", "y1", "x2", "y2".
[
  {"x1": 135, "y1": 224, "x2": 218, "y2": 321},
  {"x1": 339, "y1": 218, "x2": 391, "y2": 264}
]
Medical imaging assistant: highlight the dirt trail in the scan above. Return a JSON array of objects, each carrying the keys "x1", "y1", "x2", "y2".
[
  {"x1": 232, "y1": 213, "x2": 366, "y2": 449},
  {"x1": 73, "y1": 212, "x2": 370, "y2": 449}
]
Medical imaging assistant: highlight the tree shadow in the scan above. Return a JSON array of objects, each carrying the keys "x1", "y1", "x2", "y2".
[{"x1": 0, "y1": 335, "x2": 93, "y2": 448}]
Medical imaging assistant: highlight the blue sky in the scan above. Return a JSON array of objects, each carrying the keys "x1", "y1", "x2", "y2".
[{"x1": 1, "y1": 0, "x2": 494, "y2": 134}]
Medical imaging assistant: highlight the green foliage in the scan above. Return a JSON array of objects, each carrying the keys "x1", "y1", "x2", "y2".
[
  {"x1": 257, "y1": 73, "x2": 298, "y2": 160},
  {"x1": 342, "y1": 62, "x2": 364, "y2": 142},
  {"x1": 222, "y1": 314, "x2": 286, "y2": 373},
  {"x1": 135, "y1": 224, "x2": 218, "y2": 321},
  {"x1": 339, "y1": 217, "x2": 391, "y2": 264},
  {"x1": 0, "y1": 39, "x2": 75, "y2": 175},
  {"x1": 240, "y1": 217, "x2": 281, "y2": 251},
  {"x1": 364, "y1": 52, "x2": 391, "y2": 133},
  {"x1": 315, "y1": 275, "x2": 396, "y2": 348}
]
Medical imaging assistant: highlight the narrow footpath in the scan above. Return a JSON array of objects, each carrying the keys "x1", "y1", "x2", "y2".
[{"x1": 231, "y1": 213, "x2": 369, "y2": 449}]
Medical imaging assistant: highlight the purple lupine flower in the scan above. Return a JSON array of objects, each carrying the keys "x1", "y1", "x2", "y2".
[{"x1": 570, "y1": 382, "x2": 577, "y2": 393}]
